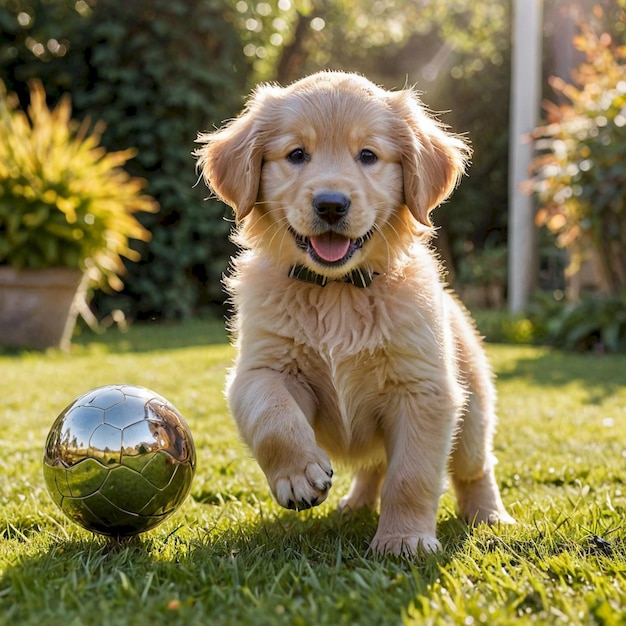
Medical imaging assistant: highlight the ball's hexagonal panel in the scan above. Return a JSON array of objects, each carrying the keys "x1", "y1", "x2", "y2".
[
  {"x1": 88, "y1": 423, "x2": 123, "y2": 466},
  {"x1": 65, "y1": 457, "x2": 110, "y2": 497},
  {"x1": 98, "y1": 465, "x2": 160, "y2": 512},
  {"x1": 141, "y1": 450, "x2": 181, "y2": 490},
  {"x1": 142, "y1": 464, "x2": 195, "y2": 517},
  {"x1": 82, "y1": 387, "x2": 126, "y2": 411},
  {"x1": 45, "y1": 406, "x2": 104, "y2": 465},
  {"x1": 103, "y1": 395, "x2": 149, "y2": 429}
]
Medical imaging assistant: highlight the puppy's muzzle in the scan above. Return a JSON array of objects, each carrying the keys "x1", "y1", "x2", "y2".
[{"x1": 313, "y1": 191, "x2": 351, "y2": 225}]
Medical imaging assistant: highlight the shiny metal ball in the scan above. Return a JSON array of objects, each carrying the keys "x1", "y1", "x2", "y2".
[{"x1": 43, "y1": 385, "x2": 196, "y2": 536}]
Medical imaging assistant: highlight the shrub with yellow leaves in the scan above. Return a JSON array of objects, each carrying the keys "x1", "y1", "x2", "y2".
[{"x1": 0, "y1": 80, "x2": 157, "y2": 290}]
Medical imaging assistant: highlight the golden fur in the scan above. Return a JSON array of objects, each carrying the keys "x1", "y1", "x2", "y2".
[{"x1": 196, "y1": 71, "x2": 514, "y2": 556}]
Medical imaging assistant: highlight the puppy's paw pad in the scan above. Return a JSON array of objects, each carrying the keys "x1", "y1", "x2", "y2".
[{"x1": 370, "y1": 533, "x2": 441, "y2": 557}]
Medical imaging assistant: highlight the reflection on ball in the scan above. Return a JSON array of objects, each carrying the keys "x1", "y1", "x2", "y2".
[{"x1": 43, "y1": 385, "x2": 196, "y2": 537}]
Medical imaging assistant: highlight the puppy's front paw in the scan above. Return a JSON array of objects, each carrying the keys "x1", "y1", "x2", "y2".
[
  {"x1": 370, "y1": 532, "x2": 441, "y2": 557},
  {"x1": 272, "y1": 454, "x2": 333, "y2": 511}
]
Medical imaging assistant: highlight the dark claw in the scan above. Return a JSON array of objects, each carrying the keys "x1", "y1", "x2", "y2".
[{"x1": 287, "y1": 499, "x2": 297, "y2": 510}]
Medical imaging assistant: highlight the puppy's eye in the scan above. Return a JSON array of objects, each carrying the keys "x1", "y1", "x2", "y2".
[
  {"x1": 358, "y1": 149, "x2": 378, "y2": 165},
  {"x1": 287, "y1": 148, "x2": 309, "y2": 164}
]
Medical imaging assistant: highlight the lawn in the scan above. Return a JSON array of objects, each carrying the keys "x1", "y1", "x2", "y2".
[{"x1": 1, "y1": 319, "x2": 625, "y2": 625}]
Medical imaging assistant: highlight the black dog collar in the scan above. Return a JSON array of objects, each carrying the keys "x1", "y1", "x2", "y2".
[{"x1": 288, "y1": 264, "x2": 378, "y2": 288}]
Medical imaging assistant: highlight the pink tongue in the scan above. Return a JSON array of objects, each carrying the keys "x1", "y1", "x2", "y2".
[{"x1": 310, "y1": 233, "x2": 351, "y2": 263}]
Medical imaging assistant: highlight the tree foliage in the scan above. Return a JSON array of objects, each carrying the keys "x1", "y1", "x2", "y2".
[
  {"x1": 231, "y1": 0, "x2": 511, "y2": 282},
  {"x1": 0, "y1": 0, "x2": 248, "y2": 319},
  {"x1": 231, "y1": 0, "x2": 508, "y2": 84},
  {"x1": 533, "y1": 14, "x2": 626, "y2": 296}
]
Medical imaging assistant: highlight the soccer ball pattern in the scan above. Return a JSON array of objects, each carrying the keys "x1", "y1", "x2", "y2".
[{"x1": 43, "y1": 385, "x2": 196, "y2": 536}]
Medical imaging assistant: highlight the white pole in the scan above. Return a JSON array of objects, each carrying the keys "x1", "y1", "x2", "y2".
[{"x1": 508, "y1": 0, "x2": 543, "y2": 313}]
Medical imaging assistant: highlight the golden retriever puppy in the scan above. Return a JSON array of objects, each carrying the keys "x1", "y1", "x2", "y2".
[{"x1": 196, "y1": 71, "x2": 514, "y2": 556}]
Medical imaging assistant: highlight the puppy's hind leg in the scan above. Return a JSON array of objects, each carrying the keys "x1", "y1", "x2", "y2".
[
  {"x1": 338, "y1": 464, "x2": 386, "y2": 512},
  {"x1": 450, "y1": 384, "x2": 515, "y2": 526},
  {"x1": 448, "y1": 297, "x2": 515, "y2": 526}
]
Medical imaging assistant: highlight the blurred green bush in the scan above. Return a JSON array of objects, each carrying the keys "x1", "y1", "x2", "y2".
[{"x1": 474, "y1": 290, "x2": 626, "y2": 353}]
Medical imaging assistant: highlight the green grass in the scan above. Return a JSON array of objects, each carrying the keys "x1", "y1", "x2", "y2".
[{"x1": 1, "y1": 319, "x2": 625, "y2": 625}]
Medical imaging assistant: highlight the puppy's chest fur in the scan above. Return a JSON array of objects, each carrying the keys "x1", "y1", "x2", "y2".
[{"x1": 232, "y1": 257, "x2": 452, "y2": 461}]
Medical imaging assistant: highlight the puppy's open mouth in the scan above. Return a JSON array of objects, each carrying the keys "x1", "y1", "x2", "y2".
[{"x1": 290, "y1": 228, "x2": 374, "y2": 266}]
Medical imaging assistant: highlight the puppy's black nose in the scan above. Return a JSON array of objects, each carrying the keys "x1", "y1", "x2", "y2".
[{"x1": 313, "y1": 192, "x2": 351, "y2": 225}]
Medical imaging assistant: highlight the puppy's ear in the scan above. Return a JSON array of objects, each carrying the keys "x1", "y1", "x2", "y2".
[
  {"x1": 389, "y1": 89, "x2": 471, "y2": 226},
  {"x1": 195, "y1": 86, "x2": 275, "y2": 221}
]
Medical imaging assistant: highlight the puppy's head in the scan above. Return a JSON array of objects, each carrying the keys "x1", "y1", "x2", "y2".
[{"x1": 196, "y1": 71, "x2": 470, "y2": 279}]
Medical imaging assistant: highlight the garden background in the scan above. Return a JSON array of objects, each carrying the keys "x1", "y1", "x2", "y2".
[{"x1": 2, "y1": 0, "x2": 626, "y2": 350}]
